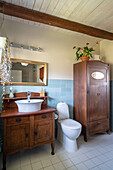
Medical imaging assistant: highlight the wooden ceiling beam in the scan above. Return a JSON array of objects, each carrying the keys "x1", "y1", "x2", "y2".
[{"x1": 0, "y1": 1, "x2": 113, "y2": 40}]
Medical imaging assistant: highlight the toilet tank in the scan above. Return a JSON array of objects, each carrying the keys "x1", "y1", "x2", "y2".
[{"x1": 57, "y1": 102, "x2": 69, "y2": 120}]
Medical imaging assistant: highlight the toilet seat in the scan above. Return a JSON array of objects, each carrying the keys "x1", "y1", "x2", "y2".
[{"x1": 59, "y1": 119, "x2": 81, "y2": 129}]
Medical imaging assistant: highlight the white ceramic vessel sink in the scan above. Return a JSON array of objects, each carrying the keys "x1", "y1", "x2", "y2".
[{"x1": 15, "y1": 99, "x2": 44, "y2": 112}]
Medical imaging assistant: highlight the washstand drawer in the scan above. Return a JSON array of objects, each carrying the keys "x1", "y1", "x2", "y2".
[
  {"x1": 35, "y1": 113, "x2": 52, "y2": 120},
  {"x1": 88, "y1": 119, "x2": 109, "y2": 133},
  {"x1": 7, "y1": 116, "x2": 29, "y2": 125}
]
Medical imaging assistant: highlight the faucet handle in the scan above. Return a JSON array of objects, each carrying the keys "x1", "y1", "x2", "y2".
[{"x1": 27, "y1": 91, "x2": 31, "y2": 96}]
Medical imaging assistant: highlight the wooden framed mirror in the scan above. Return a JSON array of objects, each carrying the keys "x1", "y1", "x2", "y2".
[{"x1": 9, "y1": 59, "x2": 47, "y2": 86}]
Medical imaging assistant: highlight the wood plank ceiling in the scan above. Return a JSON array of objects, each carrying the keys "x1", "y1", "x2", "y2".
[{"x1": 1, "y1": 0, "x2": 113, "y2": 39}]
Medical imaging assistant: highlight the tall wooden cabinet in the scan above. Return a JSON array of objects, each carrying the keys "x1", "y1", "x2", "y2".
[{"x1": 73, "y1": 61, "x2": 110, "y2": 141}]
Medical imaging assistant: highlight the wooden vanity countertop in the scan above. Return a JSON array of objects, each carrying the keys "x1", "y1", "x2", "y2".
[{"x1": 1, "y1": 106, "x2": 57, "y2": 118}]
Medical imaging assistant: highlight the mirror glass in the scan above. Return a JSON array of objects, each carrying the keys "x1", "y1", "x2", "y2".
[
  {"x1": 10, "y1": 59, "x2": 47, "y2": 86},
  {"x1": 91, "y1": 72, "x2": 104, "y2": 80}
]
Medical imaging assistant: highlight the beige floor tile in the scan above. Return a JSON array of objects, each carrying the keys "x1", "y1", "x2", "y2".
[
  {"x1": 84, "y1": 160, "x2": 96, "y2": 169},
  {"x1": 98, "y1": 164, "x2": 111, "y2": 170},
  {"x1": 49, "y1": 155, "x2": 60, "y2": 164},
  {"x1": 21, "y1": 164, "x2": 32, "y2": 170},
  {"x1": 32, "y1": 161, "x2": 43, "y2": 170},
  {"x1": 91, "y1": 167, "x2": 100, "y2": 170},
  {"x1": 30, "y1": 154, "x2": 41, "y2": 164},
  {"x1": 20, "y1": 156, "x2": 31, "y2": 166},
  {"x1": 7, "y1": 167, "x2": 21, "y2": 170},
  {"x1": 43, "y1": 165, "x2": 55, "y2": 170},
  {"x1": 97, "y1": 154, "x2": 110, "y2": 162},
  {"x1": 7, "y1": 159, "x2": 21, "y2": 169},
  {"x1": 62, "y1": 159, "x2": 73, "y2": 168},
  {"x1": 77, "y1": 154, "x2": 89, "y2": 162},
  {"x1": 57, "y1": 153, "x2": 68, "y2": 161},
  {"x1": 53, "y1": 162, "x2": 65, "y2": 170},
  {"x1": 70, "y1": 157, "x2": 82, "y2": 165},
  {"x1": 91, "y1": 157, "x2": 103, "y2": 166},
  {"x1": 66, "y1": 165, "x2": 78, "y2": 170},
  {"x1": 76, "y1": 163, "x2": 88, "y2": 170},
  {"x1": 41, "y1": 159, "x2": 52, "y2": 168},
  {"x1": 105, "y1": 160, "x2": 113, "y2": 169}
]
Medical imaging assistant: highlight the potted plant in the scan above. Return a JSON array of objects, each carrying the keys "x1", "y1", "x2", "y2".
[{"x1": 73, "y1": 42, "x2": 99, "y2": 61}]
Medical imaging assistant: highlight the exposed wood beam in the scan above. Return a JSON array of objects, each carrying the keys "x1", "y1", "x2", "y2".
[{"x1": 0, "y1": 1, "x2": 113, "y2": 40}]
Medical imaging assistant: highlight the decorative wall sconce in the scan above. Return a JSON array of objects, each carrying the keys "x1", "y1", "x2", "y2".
[{"x1": 10, "y1": 42, "x2": 44, "y2": 52}]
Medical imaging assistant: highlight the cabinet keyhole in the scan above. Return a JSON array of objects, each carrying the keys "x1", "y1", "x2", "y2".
[
  {"x1": 34, "y1": 131, "x2": 37, "y2": 136},
  {"x1": 26, "y1": 133, "x2": 29, "y2": 138},
  {"x1": 16, "y1": 118, "x2": 22, "y2": 122}
]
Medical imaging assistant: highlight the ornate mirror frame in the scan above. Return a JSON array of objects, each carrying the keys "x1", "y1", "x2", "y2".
[{"x1": 9, "y1": 59, "x2": 47, "y2": 86}]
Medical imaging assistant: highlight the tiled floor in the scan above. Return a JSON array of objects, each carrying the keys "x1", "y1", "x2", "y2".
[{"x1": 0, "y1": 133, "x2": 113, "y2": 170}]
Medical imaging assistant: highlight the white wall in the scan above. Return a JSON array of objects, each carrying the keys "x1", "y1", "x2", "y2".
[
  {"x1": 0, "y1": 18, "x2": 100, "y2": 80},
  {"x1": 100, "y1": 40, "x2": 113, "y2": 80}
]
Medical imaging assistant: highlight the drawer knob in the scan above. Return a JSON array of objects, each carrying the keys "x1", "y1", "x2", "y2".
[
  {"x1": 16, "y1": 118, "x2": 22, "y2": 122},
  {"x1": 97, "y1": 122, "x2": 101, "y2": 125},
  {"x1": 42, "y1": 115, "x2": 46, "y2": 118}
]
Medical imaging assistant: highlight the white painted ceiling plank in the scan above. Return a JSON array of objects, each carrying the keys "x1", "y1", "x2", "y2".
[
  {"x1": 19, "y1": 0, "x2": 28, "y2": 8},
  {"x1": 63, "y1": 0, "x2": 80, "y2": 18},
  {"x1": 90, "y1": 2, "x2": 113, "y2": 27},
  {"x1": 52, "y1": 0, "x2": 67, "y2": 16},
  {"x1": 46, "y1": 0, "x2": 59, "y2": 14},
  {"x1": 80, "y1": 0, "x2": 105, "y2": 22},
  {"x1": 83, "y1": 0, "x2": 112, "y2": 26},
  {"x1": 40, "y1": 0, "x2": 51, "y2": 12},
  {"x1": 69, "y1": 0, "x2": 104, "y2": 23},
  {"x1": 68, "y1": 0, "x2": 89, "y2": 19},
  {"x1": 98, "y1": 15, "x2": 113, "y2": 32},
  {"x1": 26, "y1": 0, "x2": 35, "y2": 9},
  {"x1": 57, "y1": 0, "x2": 75, "y2": 18},
  {"x1": 33, "y1": 0, "x2": 44, "y2": 11},
  {"x1": 11, "y1": 0, "x2": 20, "y2": 6},
  {"x1": 4, "y1": 0, "x2": 12, "y2": 3}
]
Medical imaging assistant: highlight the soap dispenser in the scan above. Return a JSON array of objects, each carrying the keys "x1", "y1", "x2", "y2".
[
  {"x1": 9, "y1": 87, "x2": 14, "y2": 98},
  {"x1": 40, "y1": 89, "x2": 45, "y2": 97}
]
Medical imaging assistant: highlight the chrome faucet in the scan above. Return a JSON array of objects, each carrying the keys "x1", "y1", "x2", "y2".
[{"x1": 27, "y1": 91, "x2": 31, "y2": 102}]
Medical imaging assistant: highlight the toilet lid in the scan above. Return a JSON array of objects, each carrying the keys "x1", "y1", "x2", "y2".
[{"x1": 59, "y1": 119, "x2": 81, "y2": 129}]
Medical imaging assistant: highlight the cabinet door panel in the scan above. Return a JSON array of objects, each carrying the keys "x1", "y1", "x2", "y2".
[
  {"x1": 34, "y1": 120, "x2": 53, "y2": 145},
  {"x1": 87, "y1": 65, "x2": 109, "y2": 122},
  {"x1": 6, "y1": 124, "x2": 29, "y2": 153}
]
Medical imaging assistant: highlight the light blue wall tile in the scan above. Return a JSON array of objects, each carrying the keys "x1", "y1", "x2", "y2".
[{"x1": 0, "y1": 79, "x2": 73, "y2": 117}]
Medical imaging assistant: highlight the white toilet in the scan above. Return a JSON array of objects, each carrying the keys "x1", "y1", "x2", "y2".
[{"x1": 57, "y1": 102, "x2": 82, "y2": 152}]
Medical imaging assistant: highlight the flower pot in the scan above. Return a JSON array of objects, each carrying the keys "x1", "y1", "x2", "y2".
[{"x1": 81, "y1": 56, "x2": 89, "y2": 61}]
